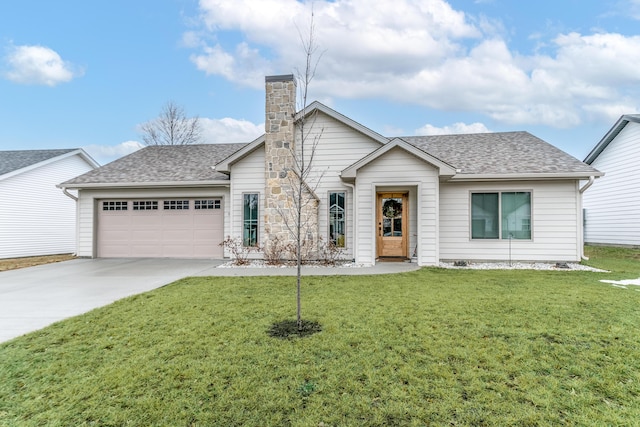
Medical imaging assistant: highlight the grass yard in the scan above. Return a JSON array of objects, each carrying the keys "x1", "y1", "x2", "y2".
[{"x1": 1, "y1": 247, "x2": 639, "y2": 426}]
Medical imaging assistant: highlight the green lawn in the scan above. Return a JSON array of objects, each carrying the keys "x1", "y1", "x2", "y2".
[{"x1": 1, "y1": 247, "x2": 639, "y2": 426}]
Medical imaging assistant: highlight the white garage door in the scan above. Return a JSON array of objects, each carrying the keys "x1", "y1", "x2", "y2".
[{"x1": 97, "y1": 198, "x2": 224, "y2": 258}]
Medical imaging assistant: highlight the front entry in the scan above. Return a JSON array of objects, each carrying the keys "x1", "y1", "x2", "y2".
[{"x1": 376, "y1": 192, "x2": 408, "y2": 259}]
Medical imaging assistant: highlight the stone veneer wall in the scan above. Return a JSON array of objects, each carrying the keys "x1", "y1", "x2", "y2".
[{"x1": 264, "y1": 75, "x2": 318, "y2": 256}]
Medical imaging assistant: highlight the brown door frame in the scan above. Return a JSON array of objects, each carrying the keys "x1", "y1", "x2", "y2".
[{"x1": 376, "y1": 192, "x2": 409, "y2": 259}]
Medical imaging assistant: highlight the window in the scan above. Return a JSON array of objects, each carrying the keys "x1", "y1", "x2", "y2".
[
  {"x1": 164, "y1": 200, "x2": 189, "y2": 210},
  {"x1": 243, "y1": 193, "x2": 259, "y2": 247},
  {"x1": 328, "y1": 191, "x2": 346, "y2": 247},
  {"x1": 195, "y1": 199, "x2": 221, "y2": 210},
  {"x1": 471, "y1": 192, "x2": 531, "y2": 240},
  {"x1": 133, "y1": 201, "x2": 158, "y2": 211},
  {"x1": 102, "y1": 201, "x2": 127, "y2": 211}
]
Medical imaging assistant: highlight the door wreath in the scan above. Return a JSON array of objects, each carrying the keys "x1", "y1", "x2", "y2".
[{"x1": 382, "y1": 199, "x2": 402, "y2": 219}]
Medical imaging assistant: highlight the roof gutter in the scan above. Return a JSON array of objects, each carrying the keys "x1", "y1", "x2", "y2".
[
  {"x1": 447, "y1": 172, "x2": 604, "y2": 182},
  {"x1": 57, "y1": 181, "x2": 231, "y2": 190}
]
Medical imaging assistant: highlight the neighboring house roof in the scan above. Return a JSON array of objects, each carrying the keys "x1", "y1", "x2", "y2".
[
  {"x1": 583, "y1": 114, "x2": 640, "y2": 164},
  {"x1": 402, "y1": 131, "x2": 601, "y2": 179},
  {"x1": 0, "y1": 148, "x2": 98, "y2": 181},
  {"x1": 61, "y1": 143, "x2": 247, "y2": 189}
]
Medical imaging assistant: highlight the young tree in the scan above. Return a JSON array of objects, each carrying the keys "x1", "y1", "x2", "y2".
[
  {"x1": 266, "y1": 12, "x2": 325, "y2": 338},
  {"x1": 139, "y1": 101, "x2": 202, "y2": 145},
  {"x1": 291, "y1": 13, "x2": 324, "y2": 331}
]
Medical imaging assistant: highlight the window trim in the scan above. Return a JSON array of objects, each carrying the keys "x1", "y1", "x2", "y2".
[
  {"x1": 242, "y1": 193, "x2": 260, "y2": 247},
  {"x1": 194, "y1": 199, "x2": 222, "y2": 210},
  {"x1": 132, "y1": 200, "x2": 158, "y2": 211},
  {"x1": 102, "y1": 201, "x2": 128, "y2": 211},
  {"x1": 164, "y1": 200, "x2": 190, "y2": 210},
  {"x1": 327, "y1": 190, "x2": 347, "y2": 248},
  {"x1": 469, "y1": 190, "x2": 533, "y2": 241}
]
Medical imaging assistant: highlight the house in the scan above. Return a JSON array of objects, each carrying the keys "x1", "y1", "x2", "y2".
[
  {"x1": 583, "y1": 114, "x2": 640, "y2": 247},
  {"x1": 0, "y1": 148, "x2": 99, "y2": 259},
  {"x1": 60, "y1": 75, "x2": 601, "y2": 266}
]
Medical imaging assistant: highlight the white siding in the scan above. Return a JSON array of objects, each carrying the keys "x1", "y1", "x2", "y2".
[
  {"x1": 583, "y1": 122, "x2": 640, "y2": 246},
  {"x1": 230, "y1": 112, "x2": 381, "y2": 259},
  {"x1": 76, "y1": 187, "x2": 230, "y2": 257},
  {"x1": 302, "y1": 112, "x2": 381, "y2": 259},
  {"x1": 355, "y1": 147, "x2": 439, "y2": 266},
  {"x1": 229, "y1": 147, "x2": 265, "y2": 257},
  {"x1": 440, "y1": 181, "x2": 581, "y2": 261},
  {"x1": 0, "y1": 154, "x2": 94, "y2": 259}
]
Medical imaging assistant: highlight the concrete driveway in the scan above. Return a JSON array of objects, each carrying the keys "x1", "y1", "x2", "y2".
[
  {"x1": 0, "y1": 257, "x2": 419, "y2": 344},
  {"x1": 0, "y1": 258, "x2": 224, "y2": 343}
]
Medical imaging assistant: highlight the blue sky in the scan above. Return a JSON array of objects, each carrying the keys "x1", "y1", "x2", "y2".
[{"x1": 1, "y1": 0, "x2": 639, "y2": 165}]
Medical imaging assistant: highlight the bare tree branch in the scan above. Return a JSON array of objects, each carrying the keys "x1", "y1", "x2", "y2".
[{"x1": 140, "y1": 101, "x2": 202, "y2": 145}]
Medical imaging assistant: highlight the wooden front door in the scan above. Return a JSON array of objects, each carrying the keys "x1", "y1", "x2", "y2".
[{"x1": 376, "y1": 192, "x2": 408, "y2": 259}]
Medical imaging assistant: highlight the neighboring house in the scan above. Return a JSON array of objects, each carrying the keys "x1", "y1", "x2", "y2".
[
  {"x1": 60, "y1": 75, "x2": 601, "y2": 266},
  {"x1": 0, "y1": 149, "x2": 99, "y2": 259},
  {"x1": 583, "y1": 114, "x2": 640, "y2": 247}
]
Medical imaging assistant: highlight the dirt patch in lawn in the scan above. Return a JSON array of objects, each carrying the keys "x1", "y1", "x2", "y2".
[{"x1": 0, "y1": 254, "x2": 76, "y2": 272}]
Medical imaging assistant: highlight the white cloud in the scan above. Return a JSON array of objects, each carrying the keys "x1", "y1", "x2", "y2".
[
  {"x1": 189, "y1": 0, "x2": 640, "y2": 128},
  {"x1": 200, "y1": 117, "x2": 263, "y2": 143},
  {"x1": 416, "y1": 122, "x2": 491, "y2": 135},
  {"x1": 4, "y1": 44, "x2": 83, "y2": 86},
  {"x1": 82, "y1": 141, "x2": 143, "y2": 165}
]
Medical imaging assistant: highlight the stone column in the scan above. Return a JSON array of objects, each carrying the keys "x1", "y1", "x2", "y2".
[
  {"x1": 264, "y1": 75, "x2": 297, "y2": 245},
  {"x1": 263, "y1": 74, "x2": 319, "y2": 259}
]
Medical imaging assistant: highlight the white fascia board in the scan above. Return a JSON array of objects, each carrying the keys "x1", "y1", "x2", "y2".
[
  {"x1": 583, "y1": 114, "x2": 640, "y2": 164},
  {"x1": 58, "y1": 181, "x2": 231, "y2": 190},
  {"x1": 298, "y1": 102, "x2": 389, "y2": 145},
  {"x1": 446, "y1": 171, "x2": 604, "y2": 182},
  {"x1": 341, "y1": 138, "x2": 456, "y2": 178},
  {"x1": 215, "y1": 135, "x2": 265, "y2": 173}
]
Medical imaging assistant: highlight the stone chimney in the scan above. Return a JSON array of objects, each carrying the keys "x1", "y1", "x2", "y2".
[{"x1": 264, "y1": 75, "x2": 297, "y2": 245}]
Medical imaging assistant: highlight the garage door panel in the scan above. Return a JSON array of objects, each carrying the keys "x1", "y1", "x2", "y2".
[
  {"x1": 162, "y1": 244, "x2": 194, "y2": 258},
  {"x1": 130, "y1": 244, "x2": 163, "y2": 257},
  {"x1": 98, "y1": 198, "x2": 223, "y2": 258},
  {"x1": 133, "y1": 216, "x2": 163, "y2": 227},
  {"x1": 131, "y1": 229, "x2": 163, "y2": 240}
]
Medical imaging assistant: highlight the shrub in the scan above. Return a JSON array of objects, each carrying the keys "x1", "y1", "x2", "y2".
[
  {"x1": 316, "y1": 237, "x2": 345, "y2": 265},
  {"x1": 263, "y1": 236, "x2": 295, "y2": 265},
  {"x1": 219, "y1": 236, "x2": 261, "y2": 265}
]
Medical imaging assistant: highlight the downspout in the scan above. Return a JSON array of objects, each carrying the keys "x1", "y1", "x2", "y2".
[
  {"x1": 343, "y1": 182, "x2": 357, "y2": 263},
  {"x1": 578, "y1": 176, "x2": 595, "y2": 260},
  {"x1": 59, "y1": 187, "x2": 79, "y2": 256},
  {"x1": 60, "y1": 187, "x2": 78, "y2": 201},
  {"x1": 579, "y1": 176, "x2": 595, "y2": 193}
]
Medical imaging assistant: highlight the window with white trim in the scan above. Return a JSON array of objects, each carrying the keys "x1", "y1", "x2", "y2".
[
  {"x1": 164, "y1": 200, "x2": 189, "y2": 210},
  {"x1": 243, "y1": 193, "x2": 259, "y2": 247},
  {"x1": 328, "y1": 191, "x2": 346, "y2": 247},
  {"x1": 102, "y1": 201, "x2": 128, "y2": 211},
  {"x1": 194, "y1": 199, "x2": 221, "y2": 210},
  {"x1": 471, "y1": 191, "x2": 531, "y2": 240},
  {"x1": 133, "y1": 201, "x2": 158, "y2": 210}
]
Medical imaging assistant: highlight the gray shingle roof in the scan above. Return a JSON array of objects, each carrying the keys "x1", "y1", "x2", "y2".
[
  {"x1": 61, "y1": 143, "x2": 247, "y2": 185},
  {"x1": 400, "y1": 131, "x2": 599, "y2": 175},
  {"x1": 0, "y1": 149, "x2": 77, "y2": 176},
  {"x1": 61, "y1": 130, "x2": 599, "y2": 187}
]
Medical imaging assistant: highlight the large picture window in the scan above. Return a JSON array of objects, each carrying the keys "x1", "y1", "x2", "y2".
[
  {"x1": 243, "y1": 193, "x2": 259, "y2": 247},
  {"x1": 471, "y1": 192, "x2": 531, "y2": 240},
  {"x1": 328, "y1": 191, "x2": 346, "y2": 247}
]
